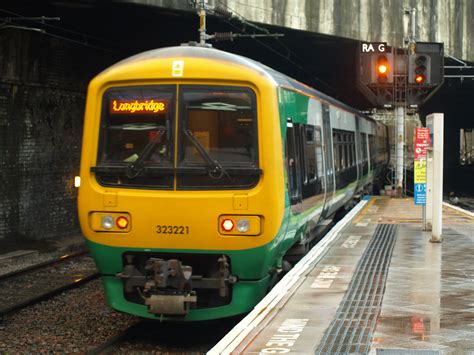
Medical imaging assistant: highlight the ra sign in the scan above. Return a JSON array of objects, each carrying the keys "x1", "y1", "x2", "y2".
[{"x1": 361, "y1": 42, "x2": 387, "y2": 53}]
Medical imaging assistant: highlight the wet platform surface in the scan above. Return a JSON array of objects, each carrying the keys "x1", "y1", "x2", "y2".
[{"x1": 213, "y1": 197, "x2": 474, "y2": 354}]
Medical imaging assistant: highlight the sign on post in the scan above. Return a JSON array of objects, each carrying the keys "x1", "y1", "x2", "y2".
[
  {"x1": 426, "y1": 113, "x2": 444, "y2": 242},
  {"x1": 414, "y1": 127, "x2": 430, "y2": 205}
]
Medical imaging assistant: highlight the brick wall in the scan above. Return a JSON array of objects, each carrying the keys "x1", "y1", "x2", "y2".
[{"x1": 0, "y1": 28, "x2": 116, "y2": 241}]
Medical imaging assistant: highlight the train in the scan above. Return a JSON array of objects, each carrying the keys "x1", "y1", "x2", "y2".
[{"x1": 78, "y1": 45, "x2": 389, "y2": 321}]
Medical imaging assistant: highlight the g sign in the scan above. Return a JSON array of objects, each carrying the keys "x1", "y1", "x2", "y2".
[{"x1": 361, "y1": 42, "x2": 387, "y2": 53}]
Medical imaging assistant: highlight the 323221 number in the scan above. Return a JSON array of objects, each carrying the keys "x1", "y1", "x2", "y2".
[{"x1": 156, "y1": 225, "x2": 190, "y2": 235}]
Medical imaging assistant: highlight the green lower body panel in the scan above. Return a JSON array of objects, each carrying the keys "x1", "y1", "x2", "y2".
[
  {"x1": 85, "y1": 240, "x2": 277, "y2": 280},
  {"x1": 84, "y1": 240, "x2": 280, "y2": 321},
  {"x1": 101, "y1": 274, "x2": 270, "y2": 321}
]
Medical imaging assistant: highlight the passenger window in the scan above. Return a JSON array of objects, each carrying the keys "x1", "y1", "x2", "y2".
[
  {"x1": 286, "y1": 124, "x2": 300, "y2": 204},
  {"x1": 304, "y1": 126, "x2": 317, "y2": 183},
  {"x1": 315, "y1": 128, "x2": 324, "y2": 178},
  {"x1": 333, "y1": 132, "x2": 339, "y2": 171}
]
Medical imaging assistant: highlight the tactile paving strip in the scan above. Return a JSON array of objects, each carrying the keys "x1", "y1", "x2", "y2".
[
  {"x1": 376, "y1": 350, "x2": 440, "y2": 355},
  {"x1": 315, "y1": 224, "x2": 398, "y2": 354}
]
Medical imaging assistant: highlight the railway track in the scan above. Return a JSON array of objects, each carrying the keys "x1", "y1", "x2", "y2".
[
  {"x1": 88, "y1": 317, "x2": 243, "y2": 354},
  {"x1": 455, "y1": 200, "x2": 474, "y2": 212},
  {"x1": 87, "y1": 322, "x2": 143, "y2": 355},
  {"x1": 0, "y1": 251, "x2": 99, "y2": 319}
]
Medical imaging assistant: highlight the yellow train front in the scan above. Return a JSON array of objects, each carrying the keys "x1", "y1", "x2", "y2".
[{"x1": 78, "y1": 46, "x2": 387, "y2": 321}]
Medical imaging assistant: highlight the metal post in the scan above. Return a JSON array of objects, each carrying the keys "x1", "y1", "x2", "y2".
[
  {"x1": 425, "y1": 145, "x2": 433, "y2": 230},
  {"x1": 410, "y1": 8, "x2": 417, "y2": 43},
  {"x1": 422, "y1": 202, "x2": 427, "y2": 229},
  {"x1": 428, "y1": 113, "x2": 444, "y2": 242},
  {"x1": 197, "y1": 0, "x2": 207, "y2": 46},
  {"x1": 396, "y1": 106, "x2": 405, "y2": 193}
]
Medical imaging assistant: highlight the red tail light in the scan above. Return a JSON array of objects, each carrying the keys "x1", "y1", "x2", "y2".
[
  {"x1": 221, "y1": 219, "x2": 234, "y2": 232},
  {"x1": 116, "y1": 216, "x2": 129, "y2": 229}
]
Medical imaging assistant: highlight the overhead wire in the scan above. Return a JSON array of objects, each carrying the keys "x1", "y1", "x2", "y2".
[
  {"x1": 0, "y1": 8, "x2": 107, "y2": 44},
  {"x1": 0, "y1": 8, "x2": 116, "y2": 53},
  {"x1": 208, "y1": 0, "x2": 341, "y2": 97}
]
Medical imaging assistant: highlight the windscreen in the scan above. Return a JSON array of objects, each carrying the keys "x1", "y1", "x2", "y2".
[
  {"x1": 94, "y1": 84, "x2": 260, "y2": 190},
  {"x1": 96, "y1": 85, "x2": 175, "y2": 188},
  {"x1": 178, "y1": 86, "x2": 259, "y2": 189}
]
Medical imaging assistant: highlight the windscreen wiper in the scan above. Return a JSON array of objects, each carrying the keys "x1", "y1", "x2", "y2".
[
  {"x1": 183, "y1": 129, "x2": 233, "y2": 181},
  {"x1": 126, "y1": 127, "x2": 167, "y2": 178}
]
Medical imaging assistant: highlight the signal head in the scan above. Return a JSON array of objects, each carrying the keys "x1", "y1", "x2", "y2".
[
  {"x1": 415, "y1": 74, "x2": 425, "y2": 84},
  {"x1": 375, "y1": 55, "x2": 391, "y2": 83},
  {"x1": 378, "y1": 64, "x2": 388, "y2": 74},
  {"x1": 409, "y1": 54, "x2": 431, "y2": 85},
  {"x1": 369, "y1": 52, "x2": 393, "y2": 85},
  {"x1": 415, "y1": 55, "x2": 427, "y2": 66}
]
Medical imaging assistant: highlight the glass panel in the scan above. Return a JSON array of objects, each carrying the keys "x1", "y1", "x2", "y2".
[
  {"x1": 315, "y1": 128, "x2": 324, "y2": 178},
  {"x1": 99, "y1": 86, "x2": 175, "y2": 165},
  {"x1": 361, "y1": 133, "x2": 368, "y2": 161},
  {"x1": 286, "y1": 126, "x2": 299, "y2": 199},
  {"x1": 369, "y1": 134, "x2": 375, "y2": 165},
  {"x1": 344, "y1": 143, "x2": 349, "y2": 169},
  {"x1": 178, "y1": 86, "x2": 259, "y2": 189},
  {"x1": 460, "y1": 128, "x2": 474, "y2": 165},
  {"x1": 305, "y1": 126, "x2": 317, "y2": 181},
  {"x1": 95, "y1": 85, "x2": 176, "y2": 188}
]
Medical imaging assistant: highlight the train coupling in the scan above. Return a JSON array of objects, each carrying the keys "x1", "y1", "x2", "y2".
[
  {"x1": 145, "y1": 293, "x2": 196, "y2": 315},
  {"x1": 143, "y1": 258, "x2": 196, "y2": 315},
  {"x1": 117, "y1": 257, "x2": 196, "y2": 315},
  {"x1": 117, "y1": 255, "x2": 236, "y2": 315}
]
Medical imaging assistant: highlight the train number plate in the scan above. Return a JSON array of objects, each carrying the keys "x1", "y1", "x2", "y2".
[{"x1": 156, "y1": 225, "x2": 190, "y2": 235}]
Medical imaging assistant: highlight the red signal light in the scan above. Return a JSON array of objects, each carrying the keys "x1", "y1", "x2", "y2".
[{"x1": 415, "y1": 74, "x2": 425, "y2": 84}]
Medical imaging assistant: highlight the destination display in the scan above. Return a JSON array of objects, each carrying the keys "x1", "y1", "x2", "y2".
[{"x1": 109, "y1": 99, "x2": 167, "y2": 114}]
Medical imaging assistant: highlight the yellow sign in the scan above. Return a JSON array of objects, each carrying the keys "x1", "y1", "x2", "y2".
[
  {"x1": 172, "y1": 60, "x2": 184, "y2": 77},
  {"x1": 110, "y1": 99, "x2": 166, "y2": 114},
  {"x1": 414, "y1": 159, "x2": 426, "y2": 183}
]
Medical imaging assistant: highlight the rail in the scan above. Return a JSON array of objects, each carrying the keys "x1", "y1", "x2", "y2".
[{"x1": 0, "y1": 251, "x2": 99, "y2": 318}]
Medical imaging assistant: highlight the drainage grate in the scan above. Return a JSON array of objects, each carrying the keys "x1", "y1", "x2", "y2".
[{"x1": 315, "y1": 224, "x2": 398, "y2": 355}]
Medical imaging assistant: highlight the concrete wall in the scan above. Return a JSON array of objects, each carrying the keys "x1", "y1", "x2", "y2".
[
  {"x1": 0, "y1": 28, "x2": 113, "y2": 241},
  {"x1": 126, "y1": 0, "x2": 474, "y2": 62}
]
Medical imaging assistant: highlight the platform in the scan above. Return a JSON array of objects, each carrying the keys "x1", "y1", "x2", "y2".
[{"x1": 210, "y1": 197, "x2": 474, "y2": 354}]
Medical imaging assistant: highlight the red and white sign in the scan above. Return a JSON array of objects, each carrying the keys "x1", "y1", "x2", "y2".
[{"x1": 414, "y1": 127, "x2": 431, "y2": 160}]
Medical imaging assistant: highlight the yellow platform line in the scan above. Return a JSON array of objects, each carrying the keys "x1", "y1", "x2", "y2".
[{"x1": 352, "y1": 198, "x2": 376, "y2": 224}]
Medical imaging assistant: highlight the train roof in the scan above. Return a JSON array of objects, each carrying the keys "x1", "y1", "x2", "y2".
[{"x1": 108, "y1": 45, "x2": 375, "y2": 122}]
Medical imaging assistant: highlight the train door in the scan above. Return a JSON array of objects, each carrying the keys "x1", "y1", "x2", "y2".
[
  {"x1": 321, "y1": 103, "x2": 335, "y2": 217},
  {"x1": 285, "y1": 119, "x2": 302, "y2": 213}
]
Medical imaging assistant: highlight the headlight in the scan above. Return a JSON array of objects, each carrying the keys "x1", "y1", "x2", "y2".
[
  {"x1": 218, "y1": 215, "x2": 261, "y2": 236},
  {"x1": 74, "y1": 176, "x2": 81, "y2": 188},
  {"x1": 236, "y1": 218, "x2": 250, "y2": 233},
  {"x1": 101, "y1": 216, "x2": 114, "y2": 229},
  {"x1": 90, "y1": 212, "x2": 131, "y2": 232}
]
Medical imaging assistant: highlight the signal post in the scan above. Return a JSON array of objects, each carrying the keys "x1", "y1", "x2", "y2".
[
  {"x1": 357, "y1": 41, "x2": 444, "y2": 194},
  {"x1": 356, "y1": 9, "x2": 444, "y2": 239}
]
